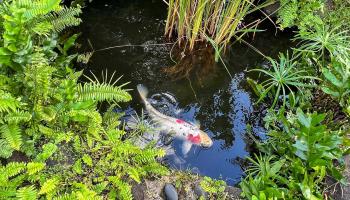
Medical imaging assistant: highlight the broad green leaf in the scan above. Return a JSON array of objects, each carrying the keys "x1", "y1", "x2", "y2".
[{"x1": 322, "y1": 68, "x2": 342, "y2": 87}]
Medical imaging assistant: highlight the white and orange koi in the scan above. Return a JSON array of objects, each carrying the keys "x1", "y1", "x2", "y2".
[{"x1": 137, "y1": 84, "x2": 213, "y2": 155}]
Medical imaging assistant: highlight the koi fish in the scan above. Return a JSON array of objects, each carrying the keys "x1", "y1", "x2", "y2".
[{"x1": 137, "y1": 84, "x2": 213, "y2": 155}]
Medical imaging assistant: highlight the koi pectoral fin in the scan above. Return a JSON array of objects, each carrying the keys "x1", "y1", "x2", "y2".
[
  {"x1": 181, "y1": 141, "x2": 193, "y2": 156},
  {"x1": 161, "y1": 132, "x2": 175, "y2": 145}
]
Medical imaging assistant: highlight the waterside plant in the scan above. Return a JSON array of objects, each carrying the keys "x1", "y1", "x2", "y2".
[
  {"x1": 242, "y1": 2, "x2": 350, "y2": 199},
  {"x1": 164, "y1": 0, "x2": 268, "y2": 51},
  {"x1": 0, "y1": 0, "x2": 168, "y2": 199}
]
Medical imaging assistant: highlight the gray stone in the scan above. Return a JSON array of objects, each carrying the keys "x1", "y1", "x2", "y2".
[
  {"x1": 164, "y1": 183, "x2": 178, "y2": 200},
  {"x1": 225, "y1": 186, "x2": 244, "y2": 200},
  {"x1": 194, "y1": 184, "x2": 207, "y2": 199}
]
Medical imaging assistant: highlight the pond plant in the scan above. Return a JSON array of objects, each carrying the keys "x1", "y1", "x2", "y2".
[
  {"x1": 0, "y1": 0, "x2": 167, "y2": 199},
  {"x1": 242, "y1": 2, "x2": 350, "y2": 200},
  {"x1": 164, "y1": 0, "x2": 268, "y2": 51}
]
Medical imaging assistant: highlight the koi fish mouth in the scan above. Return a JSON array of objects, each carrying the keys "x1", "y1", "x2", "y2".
[{"x1": 199, "y1": 132, "x2": 213, "y2": 148}]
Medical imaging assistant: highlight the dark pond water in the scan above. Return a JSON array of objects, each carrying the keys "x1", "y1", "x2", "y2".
[{"x1": 79, "y1": 0, "x2": 292, "y2": 185}]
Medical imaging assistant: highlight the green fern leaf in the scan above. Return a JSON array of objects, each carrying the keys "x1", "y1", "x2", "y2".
[
  {"x1": 1, "y1": 162, "x2": 26, "y2": 180},
  {"x1": 73, "y1": 159, "x2": 82, "y2": 175},
  {"x1": 77, "y1": 82, "x2": 131, "y2": 103},
  {"x1": 52, "y1": 193, "x2": 75, "y2": 200},
  {"x1": 0, "y1": 187, "x2": 17, "y2": 199},
  {"x1": 5, "y1": 110, "x2": 32, "y2": 124},
  {"x1": 1, "y1": 123, "x2": 22, "y2": 150},
  {"x1": 35, "y1": 143, "x2": 57, "y2": 162},
  {"x1": 38, "y1": 178, "x2": 59, "y2": 195},
  {"x1": 108, "y1": 177, "x2": 133, "y2": 200},
  {"x1": 16, "y1": 185, "x2": 37, "y2": 200},
  {"x1": 27, "y1": 162, "x2": 45, "y2": 175},
  {"x1": 82, "y1": 154, "x2": 93, "y2": 167},
  {"x1": 92, "y1": 182, "x2": 108, "y2": 195},
  {"x1": 47, "y1": 6, "x2": 82, "y2": 32},
  {"x1": 21, "y1": 0, "x2": 61, "y2": 19},
  {"x1": 0, "y1": 90, "x2": 20, "y2": 113},
  {"x1": 0, "y1": 139, "x2": 13, "y2": 158}
]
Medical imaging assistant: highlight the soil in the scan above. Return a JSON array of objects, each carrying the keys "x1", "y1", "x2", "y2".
[{"x1": 132, "y1": 171, "x2": 243, "y2": 200}]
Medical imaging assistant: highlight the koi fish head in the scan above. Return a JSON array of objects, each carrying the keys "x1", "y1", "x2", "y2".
[
  {"x1": 186, "y1": 130, "x2": 213, "y2": 148},
  {"x1": 198, "y1": 130, "x2": 213, "y2": 148},
  {"x1": 175, "y1": 118, "x2": 213, "y2": 148}
]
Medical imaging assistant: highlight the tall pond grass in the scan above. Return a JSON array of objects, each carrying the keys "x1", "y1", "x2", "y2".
[{"x1": 164, "y1": 0, "x2": 270, "y2": 50}]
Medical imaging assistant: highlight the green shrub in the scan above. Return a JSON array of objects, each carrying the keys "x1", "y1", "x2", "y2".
[
  {"x1": 247, "y1": 52, "x2": 317, "y2": 109},
  {"x1": 241, "y1": 109, "x2": 347, "y2": 200},
  {"x1": 0, "y1": 1, "x2": 168, "y2": 199}
]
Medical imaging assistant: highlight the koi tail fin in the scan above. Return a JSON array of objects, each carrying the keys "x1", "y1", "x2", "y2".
[{"x1": 137, "y1": 84, "x2": 148, "y2": 102}]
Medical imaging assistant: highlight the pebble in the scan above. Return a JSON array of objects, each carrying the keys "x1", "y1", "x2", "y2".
[
  {"x1": 194, "y1": 184, "x2": 207, "y2": 199},
  {"x1": 164, "y1": 183, "x2": 178, "y2": 200}
]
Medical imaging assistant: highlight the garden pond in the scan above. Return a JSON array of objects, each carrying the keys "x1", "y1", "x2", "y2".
[{"x1": 78, "y1": 0, "x2": 292, "y2": 186}]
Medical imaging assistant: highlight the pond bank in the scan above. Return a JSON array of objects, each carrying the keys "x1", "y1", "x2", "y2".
[{"x1": 132, "y1": 171, "x2": 243, "y2": 200}]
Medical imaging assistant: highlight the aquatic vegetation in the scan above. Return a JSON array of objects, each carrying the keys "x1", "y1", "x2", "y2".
[
  {"x1": 241, "y1": 109, "x2": 347, "y2": 199},
  {"x1": 0, "y1": 1, "x2": 168, "y2": 199},
  {"x1": 164, "y1": 0, "x2": 266, "y2": 51},
  {"x1": 248, "y1": 53, "x2": 317, "y2": 108},
  {"x1": 294, "y1": 25, "x2": 350, "y2": 65}
]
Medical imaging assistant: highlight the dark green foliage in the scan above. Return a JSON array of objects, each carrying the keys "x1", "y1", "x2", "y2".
[
  {"x1": 0, "y1": 1, "x2": 168, "y2": 199},
  {"x1": 321, "y1": 57, "x2": 350, "y2": 108},
  {"x1": 243, "y1": 13, "x2": 350, "y2": 198},
  {"x1": 248, "y1": 53, "x2": 317, "y2": 109},
  {"x1": 277, "y1": 0, "x2": 324, "y2": 33},
  {"x1": 241, "y1": 109, "x2": 347, "y2": 199}
]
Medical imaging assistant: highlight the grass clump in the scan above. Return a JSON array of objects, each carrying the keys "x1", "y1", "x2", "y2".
[{"x1": 164, "y1": 0, "x2": 267, "y2": 51}]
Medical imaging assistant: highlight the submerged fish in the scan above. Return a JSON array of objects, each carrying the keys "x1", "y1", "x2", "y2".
[{"x1": 137, "y1": 84, "x2": 213, "y2": 155}]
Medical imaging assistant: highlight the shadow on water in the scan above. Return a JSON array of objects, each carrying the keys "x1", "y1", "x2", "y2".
[{"x1": 78, "y1": 0, "x2": 293, "y2": 185}]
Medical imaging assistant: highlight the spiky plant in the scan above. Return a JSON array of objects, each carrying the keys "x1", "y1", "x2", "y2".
[{"x1": 249, "y1": 53, "x2": 318, "y2": 108}]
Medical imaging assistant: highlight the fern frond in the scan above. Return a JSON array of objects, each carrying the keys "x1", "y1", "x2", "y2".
[
  {"x1": 92, "y1": 182, "x2": 108, "y2": 195},
  {"x1": 72, "y1": 182, "x2": 103, "y2": 200},
  {"x1": 32, "y1": 21, "x2": 53, "y2": 36},
  {"x1": 0, "y1": 90, "x2": 20, "y2": 113},
  {"x1": 82, "y1": 154, "x2": 93, "y2": 167},
  {"x1": 77, "y1": 83, "x2": 131, "y2": 103},
  {"x1": 38, "y1": 178, "x2": 59, "y2": 195},
  {"x1": 73, "y1": 135, "x2": 82, "y2": 152},
  {"x1": 108, "y1": 176, "x2": 133, "y2": 200},
  {"x1": 52, "y1": 193, "x2": 75, "y2": 200},
  {"x1": 20, "y1": 0, "x2": 61, "y2": 19},
  {"x1": 1, "y1": 162, "x2": 26, "y2": 180},
  {"x1": 45, "y1": 6, "x2": 82, "y2": 32},
  {"x1": 0, "y1": 139, "x2": 13, "y2": 158},
  {"x1": 16, "y1": 185, "x2": 37, "y2": 200},
  {"x1": 27, "y1": 162, "x2": 45, "y2": 175},
  {"x1": 25, "y1": 64, "x2": 56, "y2": 100},
  {"x1": 0, "y1": 123, "x2": 22, "y2": 151},
  {"x1": 35, "y1": 143, "x2": 57, "y2": 162},
  {"x1": 5, "y1": 110, "x2": 32, "y2": 124},
  {"x1": 0, "y1": 187, "x2": 17, "y2": 199}
]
